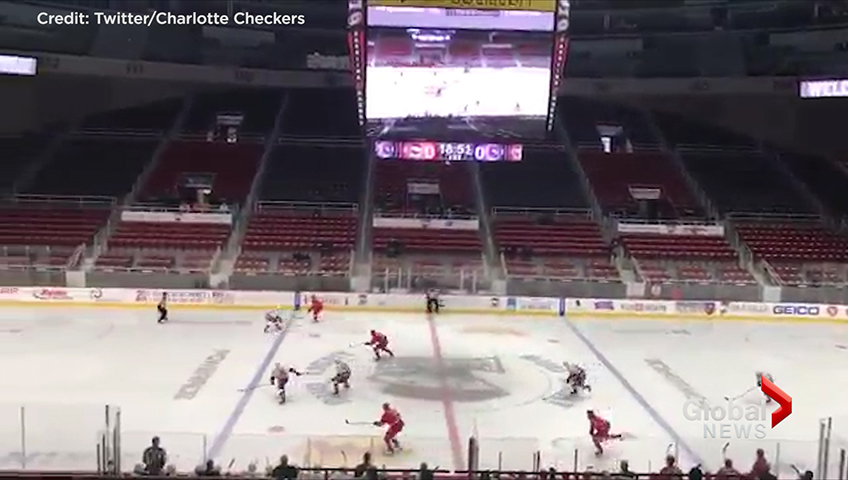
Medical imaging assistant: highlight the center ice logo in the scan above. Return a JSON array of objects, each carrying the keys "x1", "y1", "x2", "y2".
[{"x1": 682, "y1": 375, "x2": 792, "y2": 439}]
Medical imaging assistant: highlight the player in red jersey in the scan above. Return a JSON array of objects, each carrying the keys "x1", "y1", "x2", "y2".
[
  {"x1": 373, "y1": 402, "x2": 404, "y2": 454},
  {"x1": 306, "y1": 294, "x2": 323, "y2": 322},
  {"x1": 365, "y1": 330, "x2": 395, "y2": 361},
  {"x1": 587, "y1": 410, "x2": 622, "y2": 455}
]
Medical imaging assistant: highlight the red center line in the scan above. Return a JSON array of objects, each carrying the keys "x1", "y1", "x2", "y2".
[{"x1": 426, "y1": 315, "x2": 464, "y2": 471}]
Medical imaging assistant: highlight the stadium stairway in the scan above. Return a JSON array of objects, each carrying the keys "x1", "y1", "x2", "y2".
[
  {"x1": 78, "y1": 96, "x2": 194, "y2": 273},
  {"x1": 212, "y1": 94, "x2": 290, "y2": 282}
]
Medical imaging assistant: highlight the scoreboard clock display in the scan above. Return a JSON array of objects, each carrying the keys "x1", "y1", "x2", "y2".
[{"x1": 374, "y1": 141, "x2": 523, "y2": 162}]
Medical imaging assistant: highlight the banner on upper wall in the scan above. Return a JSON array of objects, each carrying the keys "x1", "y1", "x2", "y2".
[
  {"x1": 617, "y1": 222, "x2": 725, "y2": 236},
  {"x1": 372, "y1": 216, "x2": 479, "y2": 230},
  {"x1": 121, "y1": 211, "x2": 233, "y2": 225}
]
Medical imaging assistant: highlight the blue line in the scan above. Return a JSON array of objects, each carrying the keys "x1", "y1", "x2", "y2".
[
  {"x1": 207, "y1": 319, "x2": 292, "y2": 461},
  {"x1": 561, "y1": 316, "x2": 704, "y2": 466}
]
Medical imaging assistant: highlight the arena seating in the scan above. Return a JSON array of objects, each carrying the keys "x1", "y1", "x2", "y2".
[
  {"x1": 781, "y1": 152, "x2": 848, "y2": 216},
  {"x1": 278, "y1": 90, "x2": 361, "y2": 138},
  {"x1": 559, "y1": 98, "x2": 659, "y2": 150},
  {"x1": 495, "y1": 213, "x2": 618, "y2": 280},
  {"x1": 579, "y1": 151, "x2": 701, "y2": 218},
  {"x1": 0, "y1": 133, "x2": 53, "y2": 192},
  {"x1": 0, "y1": 205, "x2": 110, "y2": 267},
  {"x1": 79, "y1": 99, "x2": 181, "y2": 133},
  {"x1": 258, "y1": 144, "x2": 366, "y2": 203},
  {"x1": 23, "y1": 138, "x2": 158, "y2": 197},
  {"x1": 95, "y1": 219, "x2": 230, "y2": 273},
  {"x1": 138, "y1": 140, "x2": 262, "y2": 205},
  {"x1": 654, "y1": 112, "x2": 757, "y2": 150},
  {"x1": 182, "y1": 90, "x2": 282, "y2": 135},
  {"x1": 735, "y1": 221, "x2": 848, "y2": 285},
  {"x1": 480, "y1": 147, "x2": 588, "y2": 208},
  {"x1": 620, "y1": 232, "x2": 753, "y2": 283},
  {"x1": 680, "y1": 151, "x2": 814, "y2": 215},
  {"x1": 374, "y1": 161, "x2": 474, "y2": 215},
  {"x1": 235, "y1": 208, "x2": 356, "y2": 276}
]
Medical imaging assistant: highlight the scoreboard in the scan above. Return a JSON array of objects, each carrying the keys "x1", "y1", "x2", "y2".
[{"x1": 374, "y1": 140, "x2": 523, "y2": 161}]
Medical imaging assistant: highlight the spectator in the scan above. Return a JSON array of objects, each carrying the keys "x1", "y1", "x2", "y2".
[
  {"x1": 687, "y1": 464, "x2": 704, "y2": 480},
  {"x1": 365, "y1": 465, "x2": 381, "y2": 480},
  {"x1": 354, "y1": 452, "x2": 372, "y2": 478},
  {"x1": 617, "y1": 460, "x2": 637, "y2": 478},
  {"x1": 749, "y1": 448, "x2": 771, "y2": 479},
  {"x1": 196, "y1": 459, "x2": 221, "y2": 476},
  {"x1": 271, "y1": 455, "x2": 298, "y2": 480},
  {"x1": 417, "y1": 462, "x2": 434, "y2": 480},
  {"x1": 658, "y1": 455, "x2": 683, "y2": 479},
  {"x1": 142, "y1": 436, "x2": 167, "y2": 476},
  {"x1": 715, "y1": 458, "x2": 741, "y2": 479}
]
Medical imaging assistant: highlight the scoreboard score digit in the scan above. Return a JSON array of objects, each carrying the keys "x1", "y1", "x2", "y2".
[{"x1": 374, "y1": 141, "x2": 523, "y2": 161}]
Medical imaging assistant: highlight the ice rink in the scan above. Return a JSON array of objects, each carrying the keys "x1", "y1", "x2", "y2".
[{"x1": 0, "y1": 306, "x2": 846, "y2": 476}]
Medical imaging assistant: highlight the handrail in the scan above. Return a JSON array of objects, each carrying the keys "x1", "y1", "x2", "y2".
[
  {"x1": 726, "y1": 212, "x2": 821, "y2": 222},
  {"x1": 123, "y1": 204, "x2": 238, "y2": 214},
  {"x1": 492, "y1": 207, "x2": 593, "y2": 217},
  {"x1": 3, "y1": 194, "x2": 116, "y2": 207},
  {"x1": 761, "y1": 259, "x2": 784, "y2": 286},
  {"x1": 257, "y1": 201, "x2": 358, "y2": 212},
  {"x1": 614, "y1": 218, "x2": 721, "y2": 226},
  {"x1": 71, "y1": 129, "x2": 162, "y2": 138},
  {"x1": 374, "y1": 212, "x2": 476, "y2": 220},
  {"x1": 500, "y1": 250, "x2": 508, "y2": 276}
]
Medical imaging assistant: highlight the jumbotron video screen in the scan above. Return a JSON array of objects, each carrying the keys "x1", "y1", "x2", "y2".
[{"x1": 347, "y1": 0, "x2": 567, "y2": 140}]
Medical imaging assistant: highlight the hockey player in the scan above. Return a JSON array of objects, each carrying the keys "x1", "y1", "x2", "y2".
[
  {"x1": 270, "y1": 363, "x2": 302, "y2": 404},
  {"x1": 564, "y1": 362, "x2": 592, "y2": 395},
  {"x1": 157, "y1": 292, "x2": 168, "y2": 323},
  {"x1": 306, "y1": 295, "x2": 323, "y2": 323},
  {"x1": 587, "y1": 410, "x2": 622, "y2": 455},
  {"x1": 264, "y1": 307, "x2": 284, "y2": 333},
  {"x1": 756, "y1": 371, "x2": 774, "y2": 403},
  {"x1": 365, "y1": 330, "x2": 395, "y2": 361},
  {"x1": 331, "y1": 359, "x2": 351, "y2": 395},
  {"x1": 374, "y1": 402, "x2": 404, "y2": 454}
]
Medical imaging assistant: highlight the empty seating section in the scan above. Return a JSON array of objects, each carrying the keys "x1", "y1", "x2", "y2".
[
  {"x1": 654, "y1": 113, "x2": 756, "y2": 149},
  {"x1": 0, "y1": 207, "x2": 109, "y2": 266},
  {"x1": 621, "y1": 233, "x2": 753, "y2": 283},
  {"x1": 481, "y1": 148, "x2": 587, "y2": 208},
  {"x1": 736, "y1": 222, "x2": 848, "y2": 285},
  {"x1": 782, "y1": 153, "x2": 848, "y2": 215},
  {"x1": 580, "y1": 152, "x2": 700, "y2": 218},
  {"x1": 681, "y1": 152, "x2": 812, "y2": 214},
  {"x1": 25, "y1": 139, "x2": 157, "y2": 197},
  {"x1": 0, "y1": 134, "x2": 51, "y2": 191},
  {"x1": 80, "y1": 100, "x2": 181, "y2": 132},
  {"x1": 236, "y1": 209, "x2": 356, "y2": 275},
  {"x1": 559, "y1": 98, "x2": 658, "y2": 150},
  {"x1": 496, "y1": 214, "x2": 618, "y2": 280},
  {"x1": 96, "y1": 221, "x2": 229, "y2": 272},
  {"x1": 279, "y1": 90, "x2": 361, "y2": 137},
  {"x1": 140, "y1": 141, "x2": 261, "y2": 204},
  {"x1": 374, "y1": 161, "x2": 473, "y2": 214},
  {"x1": 183, "y1": 90, "x2": 281, "y2": 134},
  {"x1": 260, "y1": 145, "x2": 365, "y2": 203}
]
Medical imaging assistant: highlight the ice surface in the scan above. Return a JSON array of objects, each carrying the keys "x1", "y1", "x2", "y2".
[{"x1": 0, "y1": 306, "x2": 844, "y2": 476}]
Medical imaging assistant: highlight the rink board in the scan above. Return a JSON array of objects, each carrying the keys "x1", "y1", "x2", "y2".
[{"x1": 0, "y1": 287, "x2": 846, "y2": 324}]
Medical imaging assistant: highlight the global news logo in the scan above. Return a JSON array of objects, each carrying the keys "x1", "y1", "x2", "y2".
[{"x1": 682, "y1": 375, "x2": 792, "y2": 439}]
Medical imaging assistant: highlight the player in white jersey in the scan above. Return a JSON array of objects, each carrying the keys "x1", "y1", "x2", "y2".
[
  {"x1": 263, "y1": 307, "x2": 284, "y2": 333},
  {"x1": 564, "y1": 362, "x2": 591, "y2": 395},
  {"x1": 331, "y1": 359, "x2": 351, "y2": 395},
  {"x1": 270, "y1": 363, "x2": 302, "y2": 404},
  {"x1": 756, "y1": 371, "x2": 774, "y2": 403}
]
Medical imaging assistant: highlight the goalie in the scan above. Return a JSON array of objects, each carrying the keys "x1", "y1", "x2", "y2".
[{"x1": 564, "y1": 362, "x2": 591, "y2": 395}]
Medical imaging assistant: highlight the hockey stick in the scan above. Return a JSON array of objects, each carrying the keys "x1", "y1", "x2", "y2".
[
  {"x1": 721, "y1": 442, "x2": 730, "y2": 458},
  {"x1": 345, "y1": 419, "x2": 373, "y2": 426},
  {"x1": 724, "y1": 386, "x2": 757, "y2": 401}
]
